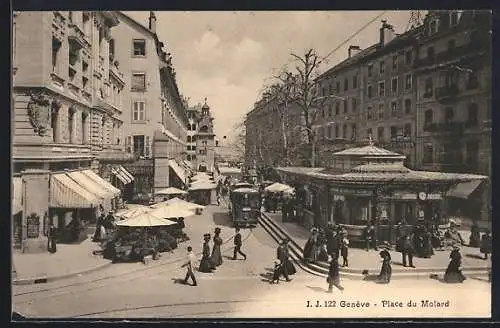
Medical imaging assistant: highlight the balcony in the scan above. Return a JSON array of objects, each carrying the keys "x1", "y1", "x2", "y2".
[
  {"x1": 423, "y1": 122, "x2": 465, "y2": 134},
  {"x1": 68, "y1": 23, "x2": 89, "y2": 50},
  {"x1": 109, "y1": 62, "x2": 126, "y2": 86},
  {"x1": 435, "y1": 84, "x2": 459, "y2": 103}
]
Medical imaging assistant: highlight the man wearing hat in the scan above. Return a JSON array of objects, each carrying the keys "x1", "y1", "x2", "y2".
[
  {"x1": 277, "y1": 239, "x2": 292, "y2": 282},
  {"x1": 400, "y1": 233, "x2": 416, "y2": 268}
]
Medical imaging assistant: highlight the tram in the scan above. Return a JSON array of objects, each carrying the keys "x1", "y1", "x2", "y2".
[{"x1": 228, "y1": 187, "x2": 261, "y2": 228}]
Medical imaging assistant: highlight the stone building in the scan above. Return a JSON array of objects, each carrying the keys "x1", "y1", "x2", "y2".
[
  {"x1": 12, "y1": 11, "x2": 127, "y2": 252},
  {"x1": 193, "y1": 100, "x2": 216, "y2": 173},
  {"x1": 112, "y1": 12, "x2": 188, "y2": 200}
]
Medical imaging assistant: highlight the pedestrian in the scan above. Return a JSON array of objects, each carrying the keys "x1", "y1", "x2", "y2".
[
  {"x1": 469, "y1": 221, "x2": 481, "y2": 247},
  {"x1": 216, "y1": 194, "x2": 221, "y2": 206},
  {"x1": 340, "y1": 235, "x2": 349, "y2": 267},
  {"x1": 199, "y1": 234, "x2": 213, "y2": 273},
  {"x1": 303, "y1": 228, "x2": 319, "y2": 263},
  {"x1": 271, "y1": 259, "x2": 283, "y2": 284},
  {"x1": 363, "y1": 223, "x2": 377, "y2": 251},
  {"x1": 47, "y1": 223, "x2": 57, "y2": 254},
  {"x1": 211, "y1": 227, "x2": 223, "y2": 266},
  {"x1": 480, "y1": 229, "x2": 492, "y2": 260},
  {"x1": 277, "y1": 239, "x2": 292, "y2": 282},
  {"x1": 401, "y1": 233, "x2": 416, "y2": 268},
  {"x1": 232, "y1": 227, "x2": 247, "y2": 260},
  {"x1": 327, "y1": 253, "x2": 344, "y2": 293},
  {"x1": 181, "y1": 246, "x2": 198, "y2": 286},
  {"x1": 444, "y1": 245, "x2": 466, "y2": 283},
  {"x1": 377, "y1": 243, "x2": 392, "y2": 284},
  {"x1": 93, "y1": 213, "x2": 106, "y2": 242}
]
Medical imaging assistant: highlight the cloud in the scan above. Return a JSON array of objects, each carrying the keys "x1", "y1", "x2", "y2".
[{"x1": 192, "y1": 30, "x2": 223, "y2": 62}]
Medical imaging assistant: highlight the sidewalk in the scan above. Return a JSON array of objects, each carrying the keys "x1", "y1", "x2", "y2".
[
  {"x1": 263, "y1": 211, "x2": 491, "y2": 272},
  {"x1": 13, "y1": 234, "x2": 112, "y2": 284}
]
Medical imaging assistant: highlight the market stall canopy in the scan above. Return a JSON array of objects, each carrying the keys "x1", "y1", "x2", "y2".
[
  {"x1": 155, "y1": 187, "x2": 187, "y2": 196},
  {"x1": 115, "y1": 205, "x2": 150, "y2": 219},
  {"x1": 446, "y1": 180, "x2": 483, "y2": 199},
  {"x1": 189, "y1": 181, "x2": 218, "y2": 191},
  {"x1": 12, "y1": 177, "x2": 22, "y2": 214},
  {"x1": 148, "y1": 204, "x2": 195, "y2": 219},
  {"x1": 50, "y1": 173, "x2": 100, "y2": 208},
  {"x1": 169, "y1": 159, "x2": 187, "y2": 185},
  {"x1": 116, "y1": 212, "x2": 177, "y2": 227},
  {"x1": 67, "y1": 171, "x2": 116, "y2": 200},
  {"x1": 265, "y1": 182, "x2": 294, "y2": 193},
  {"x1": 165, "y1": 197, "x2": 206, "y2": 210},
  {"x1": 82, "y1": 169, "x2": 121, "y2": 196}
]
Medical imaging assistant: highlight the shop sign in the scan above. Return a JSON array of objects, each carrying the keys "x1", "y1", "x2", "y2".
[
  {"x1": 393, "y1": 192, "x2": 417, "y2": 200},
  {"x1": 331, "y1": 187, "x2": 372, "y2": 196},
  {"x1": 333, "y1": 195, "x2": 345, "y2": 201},
  {"x1": 418, "y1": 192, "x2": 442, "y2": 200},
  {"x1": 26, "y1": 213, "x2": 40, "y2": 239}
]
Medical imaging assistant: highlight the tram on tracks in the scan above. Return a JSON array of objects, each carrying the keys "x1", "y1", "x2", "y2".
[{"x1": 228, "y1": 187, "x2": 261, "y2": 228}]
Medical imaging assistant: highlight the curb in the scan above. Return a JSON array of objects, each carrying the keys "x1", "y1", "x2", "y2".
[
  {"x1": 13, "y1": 261, "x2": 114, "y2": 286},
  {"x1": 259, "y1": 213, "x2": 491, "y2": 280}
]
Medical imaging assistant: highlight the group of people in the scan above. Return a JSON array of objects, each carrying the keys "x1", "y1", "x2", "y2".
[
  {"x1": 271, "y1": 238, "x2": 297, "y2": 284},
  {"x1": 92, "y1": 210, "x2": 117, "y2": 242},
  {"x1": 182, "y1": 227, "x2": 247, "y2": 287},
  {"x1": 304, "y1": 224, "x2": 350, "y2": 267}
]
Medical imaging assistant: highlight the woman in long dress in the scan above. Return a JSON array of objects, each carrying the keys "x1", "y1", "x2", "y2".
[
  {"x1": 211, "y1": 227, "x2": 223, "y2": 267},
  {"x1": 303, "y1": 228, "x2": 318, "y2": 263},
  {"x1": 199, "y1": 234, "x2": 213, "y2": 273},
  {"x1": 377, "y1": 247, "x2": 392, "y2": 284},
  {"x1": 444, "y1": 245, "x2": 466, "y2": 283}
]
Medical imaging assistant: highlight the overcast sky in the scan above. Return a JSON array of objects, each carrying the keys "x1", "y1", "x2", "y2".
[{"x1": 125, "y1": 11, "x2": 419, "y2": 142}]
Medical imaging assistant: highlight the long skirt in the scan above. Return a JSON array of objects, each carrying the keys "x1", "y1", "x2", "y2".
[
  {"x1": 211, "y1": 245, "x2": 223, "y2": 266},
  {"x1": 378, "y1": 262, "x2": 392, "y2": 283},
  {"x1": 444, "y1": 261, "x2": 466, "y2": 283},
  {"x1": 285, "y1": 260, "x2": 297, "y2": 275},
  {"x1": 198, "y1": 256, "x2": 213, "y2": 273},
  {"x1": 304, "y1": 240, "x2": 317, "y2": 262}
]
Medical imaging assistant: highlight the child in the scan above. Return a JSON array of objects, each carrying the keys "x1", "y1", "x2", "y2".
[
  {"x1": 341, "y1": 237, "x2": 349, "y2": 267},
  {"x1": 271, "y1": 259, "x2": 282, "y2": 284}
]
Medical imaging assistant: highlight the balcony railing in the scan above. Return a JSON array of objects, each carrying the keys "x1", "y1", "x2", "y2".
[
  {"x1": 68, "y1": 23, "x2": 88, "y2": 49},
  {"x1": 435, "y1": 84, "x2": 459, "y2": 102},
  {"x1": 423, "y1": 122, "x2": 465, "y2": 133}
]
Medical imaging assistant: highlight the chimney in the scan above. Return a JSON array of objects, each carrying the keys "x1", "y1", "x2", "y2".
[
  {"x1": 148, "y1": 11, "x2": 157, "y2": 34},
  {"x1": 348, "y1": 45, "x2": 362, "y2": 58},
  {"x1": 379, "y1": 20, "x2": 395, "y2": 46}
]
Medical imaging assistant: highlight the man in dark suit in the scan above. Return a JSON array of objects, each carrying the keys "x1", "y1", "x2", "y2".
[
  {"x1": 401, "y1": 234, "x2": 416, "y2": 268},
  {"x1": 364, "y1": 223, "x2": 377, "y2": 251},
  {"x1": 277, "y1": 239, "x2": 292, "y2": 282},
  {"x1": 232, "y1": 227, "x2": 247, "y2": 260}
]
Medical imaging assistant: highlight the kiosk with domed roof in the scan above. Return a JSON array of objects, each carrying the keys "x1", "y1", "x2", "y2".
[{"x1": 276, "y1": 140, "x2": 488, "y2": 245}]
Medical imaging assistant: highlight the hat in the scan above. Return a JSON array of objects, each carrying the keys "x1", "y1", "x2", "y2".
[
  {"x1": 215, "y1": 227, "x2": 221, "y2": 233},
  {"x1": 379, "y1": 241, "x2": 391, "y2": 250},
  {"x1": 280, "y1": 238, "x2": 289, "y2": 245},
  {"x1": 203, "y1": 233, "x2": 211, "y2": 239},
  {"x1": 452, "y1": 244, "x2": 461, "y2": 250},
  {"x1": 273, "y1": 259, "x2": 281, "y2": 265}
]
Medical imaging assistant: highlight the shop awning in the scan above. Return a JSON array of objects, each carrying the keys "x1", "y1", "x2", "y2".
[
  {"x1": 50, "y1": 173, "x2": 99, "y2": 208},
  {"x1": 446, "y1": 180, "x2": 483, "y2": 199},
  {"x1": 112, "y1": 167, "x2": 132, "y2": 185},
  {"x1": 12, "y1": 177, "x2": 22, "y2": 214},
  {"x1": 67, "y1": 171, "x2": 115, "y2": 200},
  {"x1": 118, "y1": 165, "x2": 134, "y2": 182},
  {"x1": 169, "y1": 159, "x2": 187, "y2": 185},
  {"x1": 81, "y1": 170, "x2": 121, "y2": 197}
]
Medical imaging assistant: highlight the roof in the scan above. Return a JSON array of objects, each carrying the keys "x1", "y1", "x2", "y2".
[
  {"x1": 317, "y1": 44, "x2": 379, "y2": 81},
  {"x1": 275, "y1": 167, "x2": 326, "y2": 175},
  {"x1": 232, "y1": 187, "x2": 259, "y2": 194},
  {"x1": 333, "y1": 145, "x2": 405, "y2": 158},
  {"x1": 350, "y1": 163, "x2": 411, "y2": 174}
]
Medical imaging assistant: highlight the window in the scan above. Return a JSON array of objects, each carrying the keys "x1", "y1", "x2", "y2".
[
  {"x1": 199, "y1": 149, "x2": 207, "y2": 155},
  {"x1": 378, "y1": 103, "x2": 385, "y2": 120},
  {"x1": 378, "y1": 81, "x2": 385, "y2": 97},
  {"x1": 427, "y1": 46, "x2": 435, "y2": 62},
  {"x1": 192, "y1": 145, "x2": 196, "y2": 151},
  {"x1": 404, "y1": 123, "x2": 411, "y2": 137},
  {"x1": 133, "y1": 101, "x2": 146, "y2": 121},
  {"x1": 423, "y1": 144, "x2": 433, "y2": 164},
  {"x1": 366, "y1": 128, "x2": 372, "y2": 138},
  {"x1": 391, "y1": 101, "x2": 398, "y2": 117},
  {"x1": 424, "y1": 109, "x2": 433, "y2": 126},
  {"x1": 424, "y1": 77, "x2": 433, "y2": 97},
  {"x1": 367, "y1": 85, "x2": 373, "y2": 98},
  {"x1": 468, "y1": 103, "x2": 478, "y2": 126},
  {"x1": 187, "y1": 136, "x2": 192, "y2": 142},
  {"x1": 352, "y1": 75, "x2": 358, "y2": 89},
  {"x1": 392, "y1": 55, "x2": 398, "y2": 70},
  {"x1": 390, "y1": 126, "x2": 397, "y2": 138},
  {"x1": 351, "y1": 124, "x2": 357, "y2": 139},
  {"x1": 81, "y1": 112, "x2": 88, "y2": 144},
  {"x1": 343, "y1": 99, "x2": 348, "y2": 113},
  {"x1": 322, "y1": 109, "x2": 325, "y2": 117},
  {"x1": 133, "y1": 135, "x2": 145, "y2": 157},
  {"x1": 328, "y1": 126, "x2": 333, "y2": 139},
  {"x1": 187, "y1": 155, "x2": 191, "y2": 161},
  {"x1": 351, "y1": 98, "x2": 357, "y2": 113},
  {"x1": 334, "y1": 125, "x2": 339, "y2": 138},
  {"x1": 322, "y1": 88, "x2": 326, "y2": 97},
  {"x1": 377, "y1": 127, "x2": 384, "y2": 141},
  {"x1": 444, "y1": 107, "x2": 454, "y2": 123},
  {"x1": 131, "y1": 73, "x2": 146, "y2": 91},
  {"x1": 344, "y1": 78, "x2": 348, "y2": 91},
  {"x1": 101, "y1": 117, "x2": 106, "y2": 145},
  {"x1": 368, "y1": 64, "x2": 373, "y2": 77},
  {"x1": 405, "y1": 50, "x2": 412, "y2": 65},
  {"x1": 133, "y1": 39, "x2": 146, "y2": 56},
  {"x1": 68, "y1": 11, "x2": 73, "y2": 22},
  {"x1": 52, "y1": 37, "x2": 62, "y2": 73},
  {"x1": 391, "y1": 77, "x2": 398, "y2": 94},
  {"x1": 404, "y1": 99, "x2": 412, "y2": 114},
  {"x1": 343, "y1": 124, "x2": 348, "y2": 139},
  {"x1": 450, "y1": 11, "x2": 459, "y2": 27},
  {"x1": 467, "y1": 72, "x2": 479, "y2": 89},
  {"x1": 379, "y1": 61, "x2": 385, "y2": 74},
  {"x1": 447, "y1": 39, "x2": 456, "y2": 54},
  {"x1": 51, "y1": 104, "x2": 60, "y2": 143},
  {"x1": 68, "y1": 108, "x2": 74, "y2": 144},
  {"x1": 335, "y1": 103, "x2": 340, "y2": 115},
  {"x1": 405, "y1": 74, "x2": 413, "y2": 90},
  {"x1": 336, "y1": 82, "x2": 340, "y2": 94},
  {"x1": 328, "y1": 105, "x2": 333, "y2": 116},
  {"x1": 367, "y1": 106, "x2": 374, "y2": 120}
]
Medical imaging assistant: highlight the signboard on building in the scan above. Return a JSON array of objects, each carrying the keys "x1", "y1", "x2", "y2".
[
  {"x1": 26, "y1": 213, "x2": 40, "y2": 239},
  {"x1": 331, "y1": 187, "x2": 372, "y2": 196},
  {"x1": 393, "y1": 192, "x2": 418, "y2": 200}
]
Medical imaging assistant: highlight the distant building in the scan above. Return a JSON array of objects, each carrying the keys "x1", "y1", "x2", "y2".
[{"x1": 193, "y1": 100, "x2": 216, "y2": 173}]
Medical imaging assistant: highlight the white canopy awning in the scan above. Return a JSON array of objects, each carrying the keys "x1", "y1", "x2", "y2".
[
  {"x1": 116, "y1": 212, "x2": 177, "y2": 227},
  {"x1": 115, "y1": 205, "x2": 150, "y2": 219},
  {"x1": 50, "y1": 173, "x2": 99, "y2": 208},
  {"x1": 152, "y1": 197, "x2": 206, "y2": 211},
  {"x1": 446, "y1": 180, "x2": 483, "y2": 199},
  {"x1": 67, "y1": 171, "x2": 115, "y2": 200},
  {"x1": 169, "y1": 159, "x2": 187, "y2": 185},
  {"x1": 149, "y1": 204, "x2": 195, "y2": 219},
  {"x1": 81, "y1": 170, "x2": 121, "y2": 197},
  {"x1": 156, "y1": 187, "x2": 187, "y2": 196},
  {"x1": 265, "y1": 182, "x2": 294, "y2": 193}
]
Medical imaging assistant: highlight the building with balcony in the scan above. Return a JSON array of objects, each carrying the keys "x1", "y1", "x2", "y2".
[
  {"x1": 12, "y1": 11, "x2": 127, "y2": 253},
  {"x1": 112, "y1": 12, "x2": 188, "y2": 201}
]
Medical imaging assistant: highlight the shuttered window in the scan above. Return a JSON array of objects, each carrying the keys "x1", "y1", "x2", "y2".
[
  {"x1": 133, "y1": 101, "x2": 146, "y2": 121},
  {"x1": 131, "y1": 73, "x2": 146, "y2": 91}
]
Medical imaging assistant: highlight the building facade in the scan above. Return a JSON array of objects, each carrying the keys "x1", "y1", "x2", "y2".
[
  {"x1": 12, "y1": 11, "x2": 127, "y2": 252},
  {"x1": 112, "y1": 12, "x2": 188, "y2": 200},
  {"x1": 193, "y1": 100, "x2": 216, "y2": 173}
]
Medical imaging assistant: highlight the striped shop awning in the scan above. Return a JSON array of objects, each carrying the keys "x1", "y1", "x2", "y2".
[
  {"x1": 112, "y1": 167, "x2": 131, "y2": 185},
  {"x1": 50, "y1": 173, "x2": 99, "y2": 208},
  {"x1": 82, "y1": 170, "x2": 121, "y2": 197},
  {"x1": 169, "y1": 159, "x2": 187, "y2": 185},
  {"x1": 12, "y1": 177, "x2": 22, "y2": 214},
  {"x1": 67, "y1": 171, "x2": 115, "y2": 200},
  {"x1": 118, "y1": 165, "x2": 134, "y2": 182}
]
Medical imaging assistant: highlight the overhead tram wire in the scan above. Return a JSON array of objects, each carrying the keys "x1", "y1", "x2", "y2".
[{"x1": 317, "y1": 11, "x2": 388, "y2": 68}]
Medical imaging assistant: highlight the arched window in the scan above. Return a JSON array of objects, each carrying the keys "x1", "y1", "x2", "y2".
[
  {"x1": 68, "y1": 107, "x2": 75, "y2": 144},
  {"x1": 187, "y1": 155, "x2": 191, "y2": 161},
  {"x1": 199, "y1": 125, "x2": 208, "y2": 133},
  {"x1": 51, "y1": 102, "x2": 60, "y2": 143},
  {"x1": 81, "y1": 111, "x2": 88, "y2": 144},
  {"x1": 187, "y1": 135, "x2": 191, "y2": 142}
]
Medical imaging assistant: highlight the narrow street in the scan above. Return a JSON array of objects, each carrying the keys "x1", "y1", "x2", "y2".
[{"x1": 13, "y1": 201, "x2": 490, "y2": 319}]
